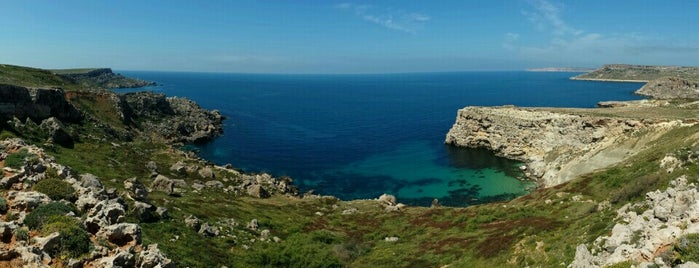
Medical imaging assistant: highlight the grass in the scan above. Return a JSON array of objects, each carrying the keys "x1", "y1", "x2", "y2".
[{"x1": 0, "y1": 64, "x2": 83, "y2": 91}]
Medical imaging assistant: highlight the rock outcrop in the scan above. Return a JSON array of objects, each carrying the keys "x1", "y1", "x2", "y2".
[
  {"x1": 0, "y1": 138, "x2": 172, "y2": 267},
  {"x1": 445, "y1": 106, "x2": 679, "y2": 186},
  {"x1": 636, "y1": 77, "x2": 699, "y2": 99},
  {"x1": 118, "y1": 92, "x2": 224, "y2": 143},
  {"x1": 56, "y1": 68, "x2": 156, "y2": 89},
  {"x1": 571, "y1": 176, "x2": 699, "y2": 267},
  {"x1": 0, "y1": 85, "x2": 82, "y2": 123}
]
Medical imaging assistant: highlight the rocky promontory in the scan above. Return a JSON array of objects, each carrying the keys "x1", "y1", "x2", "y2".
[
  {"x1": 636, "y1": 77, "x2": 699, "y2": 99},
  {"x1": 444, "y1": 104, "x2": 684, "y2": 187},
  {"x1": 54, "y1": 68, "x2": 156, "y2": 89}
]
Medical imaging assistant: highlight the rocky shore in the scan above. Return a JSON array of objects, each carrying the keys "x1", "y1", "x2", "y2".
[{"x1": 444, "y1": 104, "x2": 686, "y2": 187}]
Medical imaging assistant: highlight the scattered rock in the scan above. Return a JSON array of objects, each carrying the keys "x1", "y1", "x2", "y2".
[
  {"x1": 247, "y1": 184, "x2": 270, "y2": 198},
  {"x1": 33, "y1": 232, "x2": 60, "y2": 254},
  {"x1": 384, "y1": 237, "x2": 399, "y2": 242},
  {"x1": 138, "y1": 244, "x2": 174, "y2": 268},
  {"x1": 6, "y1": 191, "x2": 50, "y2": 211},
  {"x1": 169, "y1": 161, "x2": 187, "y2": 175},
  {"x1": 150, "y1": 174, "x2": 175, "y2": 195},
  {"x1": 85, "y1": 199, "x2": 126, "y2": 234},
  {"x1": 198, "y1": 166, "x2": 214, "y2": 179},
  {"x1": 145, "y1": 161, "x2": 158, "y2": 173},
  {"x1": 198, "y1": 223, "x2": 220, "y2": 237},
  {"x1": 205, "y1": 180, "x2": 224, "y2": 189},
  {"x1": 132, "y1": 201, "x2": 157, "y2": 222},
  {"x1": 247, "y1": 219, "x2": 259, "y2": 231},
  {"x1": 342, "y1": 208, "x2": 358, "y2": 215},
  {"x1": 185, "y1": 215, "x2": 201, "y2": 231},
  {"x1": 124, "y1": 178, "x2": 148, "y2": 201},
  {"x1": 378, "y1": 194, "x2": 396, "y2": 206},
  {"x1": 96, "y1": 223, "x2": 142, "y2": 246}
]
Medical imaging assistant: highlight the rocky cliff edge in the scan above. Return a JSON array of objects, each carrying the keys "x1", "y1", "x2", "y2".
[{"x1": 445, "y1": 104, "x2": 687, "y2": 187}]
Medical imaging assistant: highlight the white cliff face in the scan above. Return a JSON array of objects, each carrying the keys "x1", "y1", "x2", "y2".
[
  {"x1": 571, "y1": 176, "x2": 699, "y2": 268},
  {"x1": 445, "y1": 106, "x2": 678, "y2": 187}
]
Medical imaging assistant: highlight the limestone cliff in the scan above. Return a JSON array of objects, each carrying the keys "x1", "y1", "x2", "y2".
[
  {"x1": 635, "y1": 77, "x2": 699, "y2": 99},
  {"x1": 445, "y1": 105, "x2": 680, "y2": 187}
]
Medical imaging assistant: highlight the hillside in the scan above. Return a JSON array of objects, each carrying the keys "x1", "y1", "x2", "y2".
[
  {"x1": 572, "y1": 64, "x2": 699, "y2": 82},
  {"x1": 1, "y1": 64, "x2": 699, "y2": 267},
  {"x1": 0, "y1": 64, "x2": 154, "y2": 91}
]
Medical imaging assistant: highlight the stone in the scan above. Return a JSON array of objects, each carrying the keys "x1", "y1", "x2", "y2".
[
  {"x1": 98, "y1": 247, "x2": 136, "y2": 268},
  {"x1": 96, "y1": 223, "x2": 141, "y2": 246},
  {"x1": 6, "y1": 191, "x2": 50, "y2": 211},
  {"x1": 85, "y1": 199, "x2": 126, "y2": 234},
  {"x1": 247, "y1": 219, "x2": 259, "y2": 231},
  {"x1": 145, "y1": 161, "x2": 158, "y2": 173},
  {"x1": 341, "y1": 208, "x2": 358, "y2": 215},
  {"x1": 205, "y1": 180, "x2": 224, "y2": 189},
  {"x1": 569, "y1": 244, "x2": 597, "y2": 268},
  {"x1": 198, "y1": 223, "x2": 220, "y2": 237},
  {"x1": 185, "y1": 215, "x2": 201, "y2": 231},
  {"x1": 198, "y1": 166, "x2": 214, "y2": 179},
  {"x1": 378, "y1": 194, "x2": 396, "y2": 206},
  {"x1": 38, "y1": 117, "x2": 73, "y2": 147},
  {"x1": 260, "y1": 229, "x2": 271, "y2": 240},
  {"x1": 247, "y1": 184, "x2": 270, "y2": 198},
  {"x1": 150, "y1": 174, "x2": 175, "y2": 195},
  {"x1": 124, "y1": 178, "x2": 148, "y2": 201},
  {"x1": 132, "y1": 201, "x2": 157, "y2": 222},
  {"x1": 138, "y1": 244, "x2": 174, "y2": 268},
  {"x1": 79, "y1": 173, "x2": 103, "y2": 190},
  {"x1": 169, "y1": 161, "x2": 187, "y2": 175},
  {"x1": 156, "y1": 207, "x2": 169, "y2": 219},
  {"x1": 384, "y1": 237, "x2": 399, "y2": 242},
  {"x1": 33, "y1": 232, "x2": 60, "y2": 254}
]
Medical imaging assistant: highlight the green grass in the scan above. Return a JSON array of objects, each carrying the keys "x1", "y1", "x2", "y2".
[{"x1": 0, "y1": 64, "x2": 82, "y2": 91}]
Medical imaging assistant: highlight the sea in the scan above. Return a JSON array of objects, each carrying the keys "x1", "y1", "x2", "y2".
[{"x1": 115, "y1": 71, "x2": 644, "y2": 206}]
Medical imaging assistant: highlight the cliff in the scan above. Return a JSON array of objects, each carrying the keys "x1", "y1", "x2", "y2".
[
  {"x1": 635, "y1": 77, "x2": 699, "y2": 99},
  {"x1": 54, "y1": 68, "x2": 156, "y2": 89},
  {"x1": 444, "y1": 104, "x2": 683, "y2": 187}
]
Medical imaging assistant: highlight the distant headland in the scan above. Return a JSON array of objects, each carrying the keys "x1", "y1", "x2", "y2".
[{"x1": 525, "y1": 67, "x2": 595, "y2": 72}]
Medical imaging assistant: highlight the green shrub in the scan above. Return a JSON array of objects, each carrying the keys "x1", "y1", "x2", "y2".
[
  {"x1": 4, "y1": 149, "x2": 30, "y2": 169},
  {"x1": 13, "y1": 227, "x2": 29, "y2": 241},
  {"x1": 675, "y1": 233, "x2": 699, "y2": 263},
  {"x1": 247, "y1": 230, "x2": 343, "y2": 268},
  {"x1": 42, "y1": 215, "x2": 91, "y2": 258},
  {"x1": 25, "y1": 202, "x2": 76, "y2": 230},
  {"x1": 32, "y1": 178, "x2": 75, "y2": 201},
  {"x1": 0, "y1": 197, "x2": 7, "y2": 213}
]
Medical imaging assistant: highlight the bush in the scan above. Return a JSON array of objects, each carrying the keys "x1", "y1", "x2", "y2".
[
  {"x1": 0, "y1": 197, "x2": 7, "y2": 213},
  {"x1": 675, "y1": 233, "x2": 699, "y2": 264},
  {"x1": 42, "y1": 215, "x2": 91, "y2": 258},
  {"x1": 4, "y1": 149, "x2": 30, "y2": 169},
  {"x1": 13, "y1": 227, "x2": 29, "y2": 241},
  {"x1": 25, "y1": 202, "x2": 76, "y2": 230},
  {"x1": 247, "y1": 231, "x2": 343, "y2": 268},
  {"x1": 32, "y1": 178, "x2": 75, "y2": 201}
]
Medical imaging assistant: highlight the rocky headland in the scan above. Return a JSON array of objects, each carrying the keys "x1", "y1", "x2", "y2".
[
  {"x1": 444, "y1": 103, "x2": 687, "y2": 187},
  {"x1": 53, "y1": 68, "x2": 156, "y2": 89}
]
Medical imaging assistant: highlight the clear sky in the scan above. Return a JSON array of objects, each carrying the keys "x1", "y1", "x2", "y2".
[{"x1": 1, "y1": 0, "x2": 697, "y2": 73}]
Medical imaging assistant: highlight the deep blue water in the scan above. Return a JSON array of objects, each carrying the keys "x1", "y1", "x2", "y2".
[{"x1": 117, "y1": 71, "x2": 644, "y2": 206}]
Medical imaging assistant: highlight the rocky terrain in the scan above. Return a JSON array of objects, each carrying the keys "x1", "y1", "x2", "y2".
[
  {"x1": 444, "y1": 103, "x2": 685, "y2": 187},
  {"x1": 636, "y1": 77, "x2": 699, "y2": 99}
]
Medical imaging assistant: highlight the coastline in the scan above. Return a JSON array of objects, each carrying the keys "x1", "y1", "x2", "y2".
[{"x1": 569, "y1": 77, "x2": 649, "y2": 83}]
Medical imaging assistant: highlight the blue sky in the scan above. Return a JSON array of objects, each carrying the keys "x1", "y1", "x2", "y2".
[{"x1": 1, "y1": 0, "x2": 697, "y2": 73}]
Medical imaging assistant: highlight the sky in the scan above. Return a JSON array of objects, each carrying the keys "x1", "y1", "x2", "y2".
[{"x1": 1, "y1": 0, "x2": 698, "y2": 73}]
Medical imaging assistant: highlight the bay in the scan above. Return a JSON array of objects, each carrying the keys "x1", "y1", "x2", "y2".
[{"x1": 117, "y1": 71, "x2": 644, "y2": 206}]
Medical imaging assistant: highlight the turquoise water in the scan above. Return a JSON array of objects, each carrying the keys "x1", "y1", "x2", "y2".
[{"x1": 117, "y1": 71, "x2": 644, "y2": 206}]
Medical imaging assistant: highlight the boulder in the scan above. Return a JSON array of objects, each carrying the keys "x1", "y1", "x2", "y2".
[
  {"x1": 247, "y1": 184, "x2": 270, "y2": 198},
  {"x1": 79, "y1": 173, "x2": 104, "y2": 190},
  {"x1": 6, "y1": 191, "x2": 50, "y2": 211},
  {"x1": 97, "y1": 223, "x2": 142, "y2": 246},
  {"x1": 0, "y1": 222, "x2": 17, "y2": 243},
  {"x1": 378, "y1": 194, "x2": 397, "y2": 206},
  {"x1": 85, "y1": 199, "x2": 126, "y2": 234},
  {"x1": 145, "y1": 161, "x2": 158, "y2": 173},
  {"x1": 150, "y1": 174, "x2": 175, "y2": 195},
  {"x1": 184, "y1": 215, "x2": 201, "y2": 231},
  {"x1": 33, "y1": 232, "x2": 60, "y2": 254},
  {"x1": 198, "y1": 167, "x2": 214, "y2": 179},
  {"x1": 247, "y1": 219, "x2": 259, "y2": 231},
  {"x1": 38, "y1": 117, "x2": 73, "y2": 147},
  {"x1": 169, "y1": 161, "x2": 186, "y2": 175},
  {"x1": 124, "y1": 178, "x2": 148, "y2": 201},
  {"x1": 198, "y1": 223, "x2": 220, "y2": 237},
  {"x1": 155, "y1": 207, "x2": 169, "y2": 219},
  {"x1": 205, "y1": 180, "x2": 224, "y2": 189},
  {"x1": 132, "y1": 201, "x2": 157, "y2": 223},
  {"x1": 138, "y1": 244, "x2": 174, "y2": 268},
  {"x1": 98, "y1": 247, "x2": 136, "y2": 268}
]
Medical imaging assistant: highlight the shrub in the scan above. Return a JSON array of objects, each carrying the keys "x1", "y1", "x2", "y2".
[
  {"x1": 0, "y1": 197, "x2": 7, "y2": 213},
  {"x1": 42, "y1": 215, "x2": 91, "y2": 258},
  {"x1": 25, "y1": 202, "x2": 76, "y2": 230},
  {"x1": 32, "y1": 178, "x2": 75, "y2": 201},
  {"x1": 247, "y1": 231, "x2": 343, "y2": 268},
  {"x1": 13, "y1": 227, "x2": 29, "y2": 241},
  {"x1": 675, "y1": 233, "x2": 699, "y2": 264},
  {"x1": 4, "y1": 149, "x2": 30, "y2": 169}
]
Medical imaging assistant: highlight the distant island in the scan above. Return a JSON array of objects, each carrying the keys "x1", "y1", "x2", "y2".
[{"x1": 525, "y1": 67, "x2": 595, "y2": 72}]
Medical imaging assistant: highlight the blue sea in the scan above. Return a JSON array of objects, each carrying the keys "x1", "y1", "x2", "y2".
[{"x1": 116, "y1": 71, "x2": 644, "y2": 206}]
